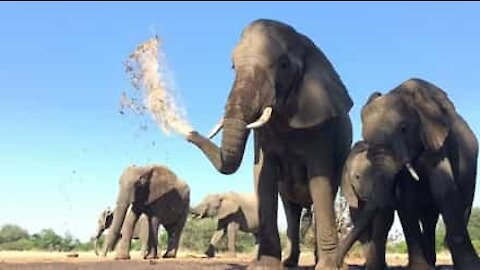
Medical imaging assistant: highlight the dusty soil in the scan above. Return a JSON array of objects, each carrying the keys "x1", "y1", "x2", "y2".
[{"x1": 0, "y1": 251, "x2": 454, "y2": 269}]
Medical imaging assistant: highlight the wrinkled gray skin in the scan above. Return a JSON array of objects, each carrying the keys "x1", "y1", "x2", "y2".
[
  {"x1": 337, "y1": 79, "x2": 479, "y2": 270},
  {"x1": 187, "y1": 19, "x2": 353, "y2": 270},
  {"x1": 338, "y1": 141, "x2": 439, "y2": 270},
  {"x1": 190, "y1": 192, "x2": 259, "y2": 258},
  {"x1": 94, "y1": 207, "x2": 150, "y2": 257},
  {"x1": 101, "y1": 164, "x2": 190, "y2": 260}
]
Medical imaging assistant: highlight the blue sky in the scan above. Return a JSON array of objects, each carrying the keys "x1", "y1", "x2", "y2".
[{"x1": 1, "y1": 2, "x2": 480, "y2": 241}]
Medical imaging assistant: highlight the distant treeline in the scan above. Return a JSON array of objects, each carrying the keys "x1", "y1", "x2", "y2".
[
  {"x1": 2, "y1": 207, "x2": 480, "y2": 254},
  {"x1": 0, "y1": 218, "x2": 258, "y2": 253}
]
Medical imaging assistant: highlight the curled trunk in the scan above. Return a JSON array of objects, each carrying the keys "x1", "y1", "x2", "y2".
[
  {"x1": 187, "y1": 69, "x2": 267, "y2": 175},
  {"x1": 188, "y1": 118, "x2": 249, "y2": 174}
]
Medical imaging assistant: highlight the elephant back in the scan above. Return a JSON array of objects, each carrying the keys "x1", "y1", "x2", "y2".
[
  {"x1": 146, "y1": 165, "x2": 190, "y2": 225},
  {"x1": 228, "y1": 192, "x2": 259, "y2": 232}
]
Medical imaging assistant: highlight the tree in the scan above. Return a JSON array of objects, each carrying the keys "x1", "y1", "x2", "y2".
[
  {"x1": 0, "y1": 224, "x2": 29, "y2": 243},
  {"x1": 31, "y1": 229, "x2": 64, "y2": 251}
]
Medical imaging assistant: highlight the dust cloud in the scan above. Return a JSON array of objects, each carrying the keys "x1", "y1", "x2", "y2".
[{"x1": 122, "y1": 37, "x2": 193, "y2": 137}]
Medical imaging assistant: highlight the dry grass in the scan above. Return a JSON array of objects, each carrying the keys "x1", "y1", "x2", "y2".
[{"x1": 0, "y1": 250, "x2": 453, "y2": 266}]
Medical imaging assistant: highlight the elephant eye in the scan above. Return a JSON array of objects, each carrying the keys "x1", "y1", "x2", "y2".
[
  {"x1": 279, "y1": 56, "x2": 290, "y2": 69},
  {"x1": 355, "y1": 173, "x2": 361, "y2": 180},
  {"x1": 400, "y1": 123, "x2": 408, "y2": 134}
]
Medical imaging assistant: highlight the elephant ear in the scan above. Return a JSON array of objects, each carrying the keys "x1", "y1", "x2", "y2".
[
  {"x1": 341, "y1": 160, "x2": 358, "y2": 208},
  {"x1": 217, "y1": 196, "x2": 240, "y2": 220},
  {"x1": 404, "y1": 79, "x2": 455, "y2": 152},
  {"x1": 287, "y1": 38, "x2": 353, "y2": 129}
]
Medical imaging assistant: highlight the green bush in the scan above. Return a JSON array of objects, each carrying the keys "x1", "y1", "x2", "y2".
[
  {"x1": 387, "y1": 241, "x2": 407, "y2": 254},
  {"x1": 0, "y1": 238, "x2": 35, "y2": 251},
  {"x1": 179, "y1": 217, "x2": 256, "y2": 253},
  {"x1": 0, "y1": 224, "x2": 29, "y2": 244}
]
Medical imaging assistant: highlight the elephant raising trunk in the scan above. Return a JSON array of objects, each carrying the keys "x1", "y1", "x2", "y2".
[{"x1": 188, "y1": 66, "x2": 273, "y2": 175}]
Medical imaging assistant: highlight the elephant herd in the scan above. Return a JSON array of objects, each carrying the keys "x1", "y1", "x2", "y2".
[{"x1": 95, "y1": 19, "x2": 479, "y2": 270}]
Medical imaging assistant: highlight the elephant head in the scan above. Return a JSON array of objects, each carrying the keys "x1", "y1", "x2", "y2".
[
  {"x1": 336, "y1": 78, "x2": 457, "y2": 264},
  {"x1": 101, "y1": 165, "x2": 154, "y2": 256},
  {"x1": 187, "y1": 19, "x2": 352, "y2": 174},
  {"x1": 361, "y1": 78, "x2": 455, "y2": 199},
  {"x1": 191, "y1": 193, "x2": 240, "y2": 220},
  {"x1": 94, "y1": 207, "x2": 113, "y2": 255},
  {"x1": 340, "y1": 141, "x2": 374, "y2": 209}
]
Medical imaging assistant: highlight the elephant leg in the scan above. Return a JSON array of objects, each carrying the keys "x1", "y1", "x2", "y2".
[
  {"x1": 249, "y1": 154, "x2": 282, "y2": 270},
  {"x1": 253, "y1": 233, "x2": 260, "y2": 261},
  {"x1": 163, "y1": 211, "x2": 187, "y2": 259},
  {"x1": 398, "y1": 204, "x2": 431, "y2": 270},
  {"x1": 349, "y1": 206, "x2": 372, "y2": 263},
  {"x1": 309, "y1": 175, "x2": 339, "y2": 270},
  {"x1": 139, "y1": 228, "x2": 149, "y2": 258},
  {"x1": 227, "y1": 221, "x2": 239, "y2": 257},
  {"x1": 365, "y1": 209, "x2": 393, "y2": 270},
  {"x1": 145, "y1": 216, "x2": 160, "y2": 260},
  {"x1": 115, "y1": 209, "x2": 140, "y2": 260},
  {"x1": 428, "y1": 159, "x2": 480, "y2": 270},
  {"x1": 281, "y1": 197, "x2": 302, "y2": 267},
  {"x1": 206, "y1": 226, "x2": 226, "y2": 258},
  {"x1": 420, "y1": 207, "x2": 439, "y2": 267}
]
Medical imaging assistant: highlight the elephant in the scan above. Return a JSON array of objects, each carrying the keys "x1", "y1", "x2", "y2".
[
  {"x1": 338, "y1": 140, "x2": 439, "y2": 270},
  {"x1": 190, "y1": 192, "x2": 259, "y2": 258},
  {"x1": 186, "y1": 19, "x2": 353, "y2": 270},
  {"x1": 336, "y1": 78, "x2": 479, "y2": 270},
  {"x1": 94, "y1": 207, "x2": 150, "y2": 257},
  {"x1": 101, "y1": 164, "x2": 190, "y2": 260}
]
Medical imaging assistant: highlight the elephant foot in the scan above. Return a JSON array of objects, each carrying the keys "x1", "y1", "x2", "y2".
[
  {"x1": 144, "y1": 254, "x2": 159, "y2": 260},
  {"x1": 248, "y1": 256, "x2": 283, "y2": 270},
  {"x1": 407, "y1": 263, "x2": 434, "y2": 270},
  {"x1": 408, "y1": 257, "x2": 435, "y2": 270},
  {"x1": 226, "y1": 251, "x2": 237, "y2": 258},
  {"x1": 114, "y1": 253, "x2": 131, "y2": 260},
  {"x1": 316, "y1": 254, "x2": 346, "y2": 270},
  {"x1": 205, "y1": 245, "x2": 216, "y2": 258},
  {"x1": 162, "y1": 250, "x2": 177, "y2": 259},
  {"x1": 282, "y1": 254, "x2": 299, "y2": 267},
  {"x1": 454, "y1": 256, "x2": 480, "y2": 270}
]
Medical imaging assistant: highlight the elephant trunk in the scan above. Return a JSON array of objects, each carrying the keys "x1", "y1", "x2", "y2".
[
  {"x1": 93, "y1": 227, "x2": 104, "y2": 256},
  {"x1": 101, "y1": 196, "x2": 130, "y2": 256},
  {"x1": 336, "y1": 204, "x2": 377, "y2": 267},
  {"x1": 187, "y1": 67, "x2": 270, "y2": 175},
  {"x1": 188, "y1": 118, "x2": 249, "y2": 175}
]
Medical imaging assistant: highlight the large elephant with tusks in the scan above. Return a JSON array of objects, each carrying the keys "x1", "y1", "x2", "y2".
[{"x1": 187, "y1": 19, "x2": 353, "y2": 270}]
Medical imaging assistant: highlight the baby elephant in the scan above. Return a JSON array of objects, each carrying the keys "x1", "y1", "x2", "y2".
[
  {"x1": 190, "y1": 192, "x2": 258, "y2": 258},
  {"x1": 94, "y1": 207, "x2": 149, "y2": 256},
  {"x1": 101, "y1": 164, "x2": 190, "y2": 260},
  {"x1": 338, "y1": 141, "x2": 438, "y2": 270}
]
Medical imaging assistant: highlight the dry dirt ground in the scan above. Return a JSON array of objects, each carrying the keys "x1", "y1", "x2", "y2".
[{"x1": 0, "y1": 251, "x2": 454, "y2": 270}]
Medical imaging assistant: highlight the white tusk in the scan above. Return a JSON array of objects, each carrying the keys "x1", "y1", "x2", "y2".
[
  {"x1": 406, "y1": 163, "x2": 420, "y2": 181},
  {"x1": 246, "y1": 107, "x2": 273, "y2": 129},
  {"x1": 207, "y1": 119, "x2": 223, "y2": 139}
]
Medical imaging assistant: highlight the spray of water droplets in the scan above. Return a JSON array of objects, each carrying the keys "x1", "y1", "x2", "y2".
[{"x1": 122, "y1": 37, "x2": 193, "y2": 137}]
